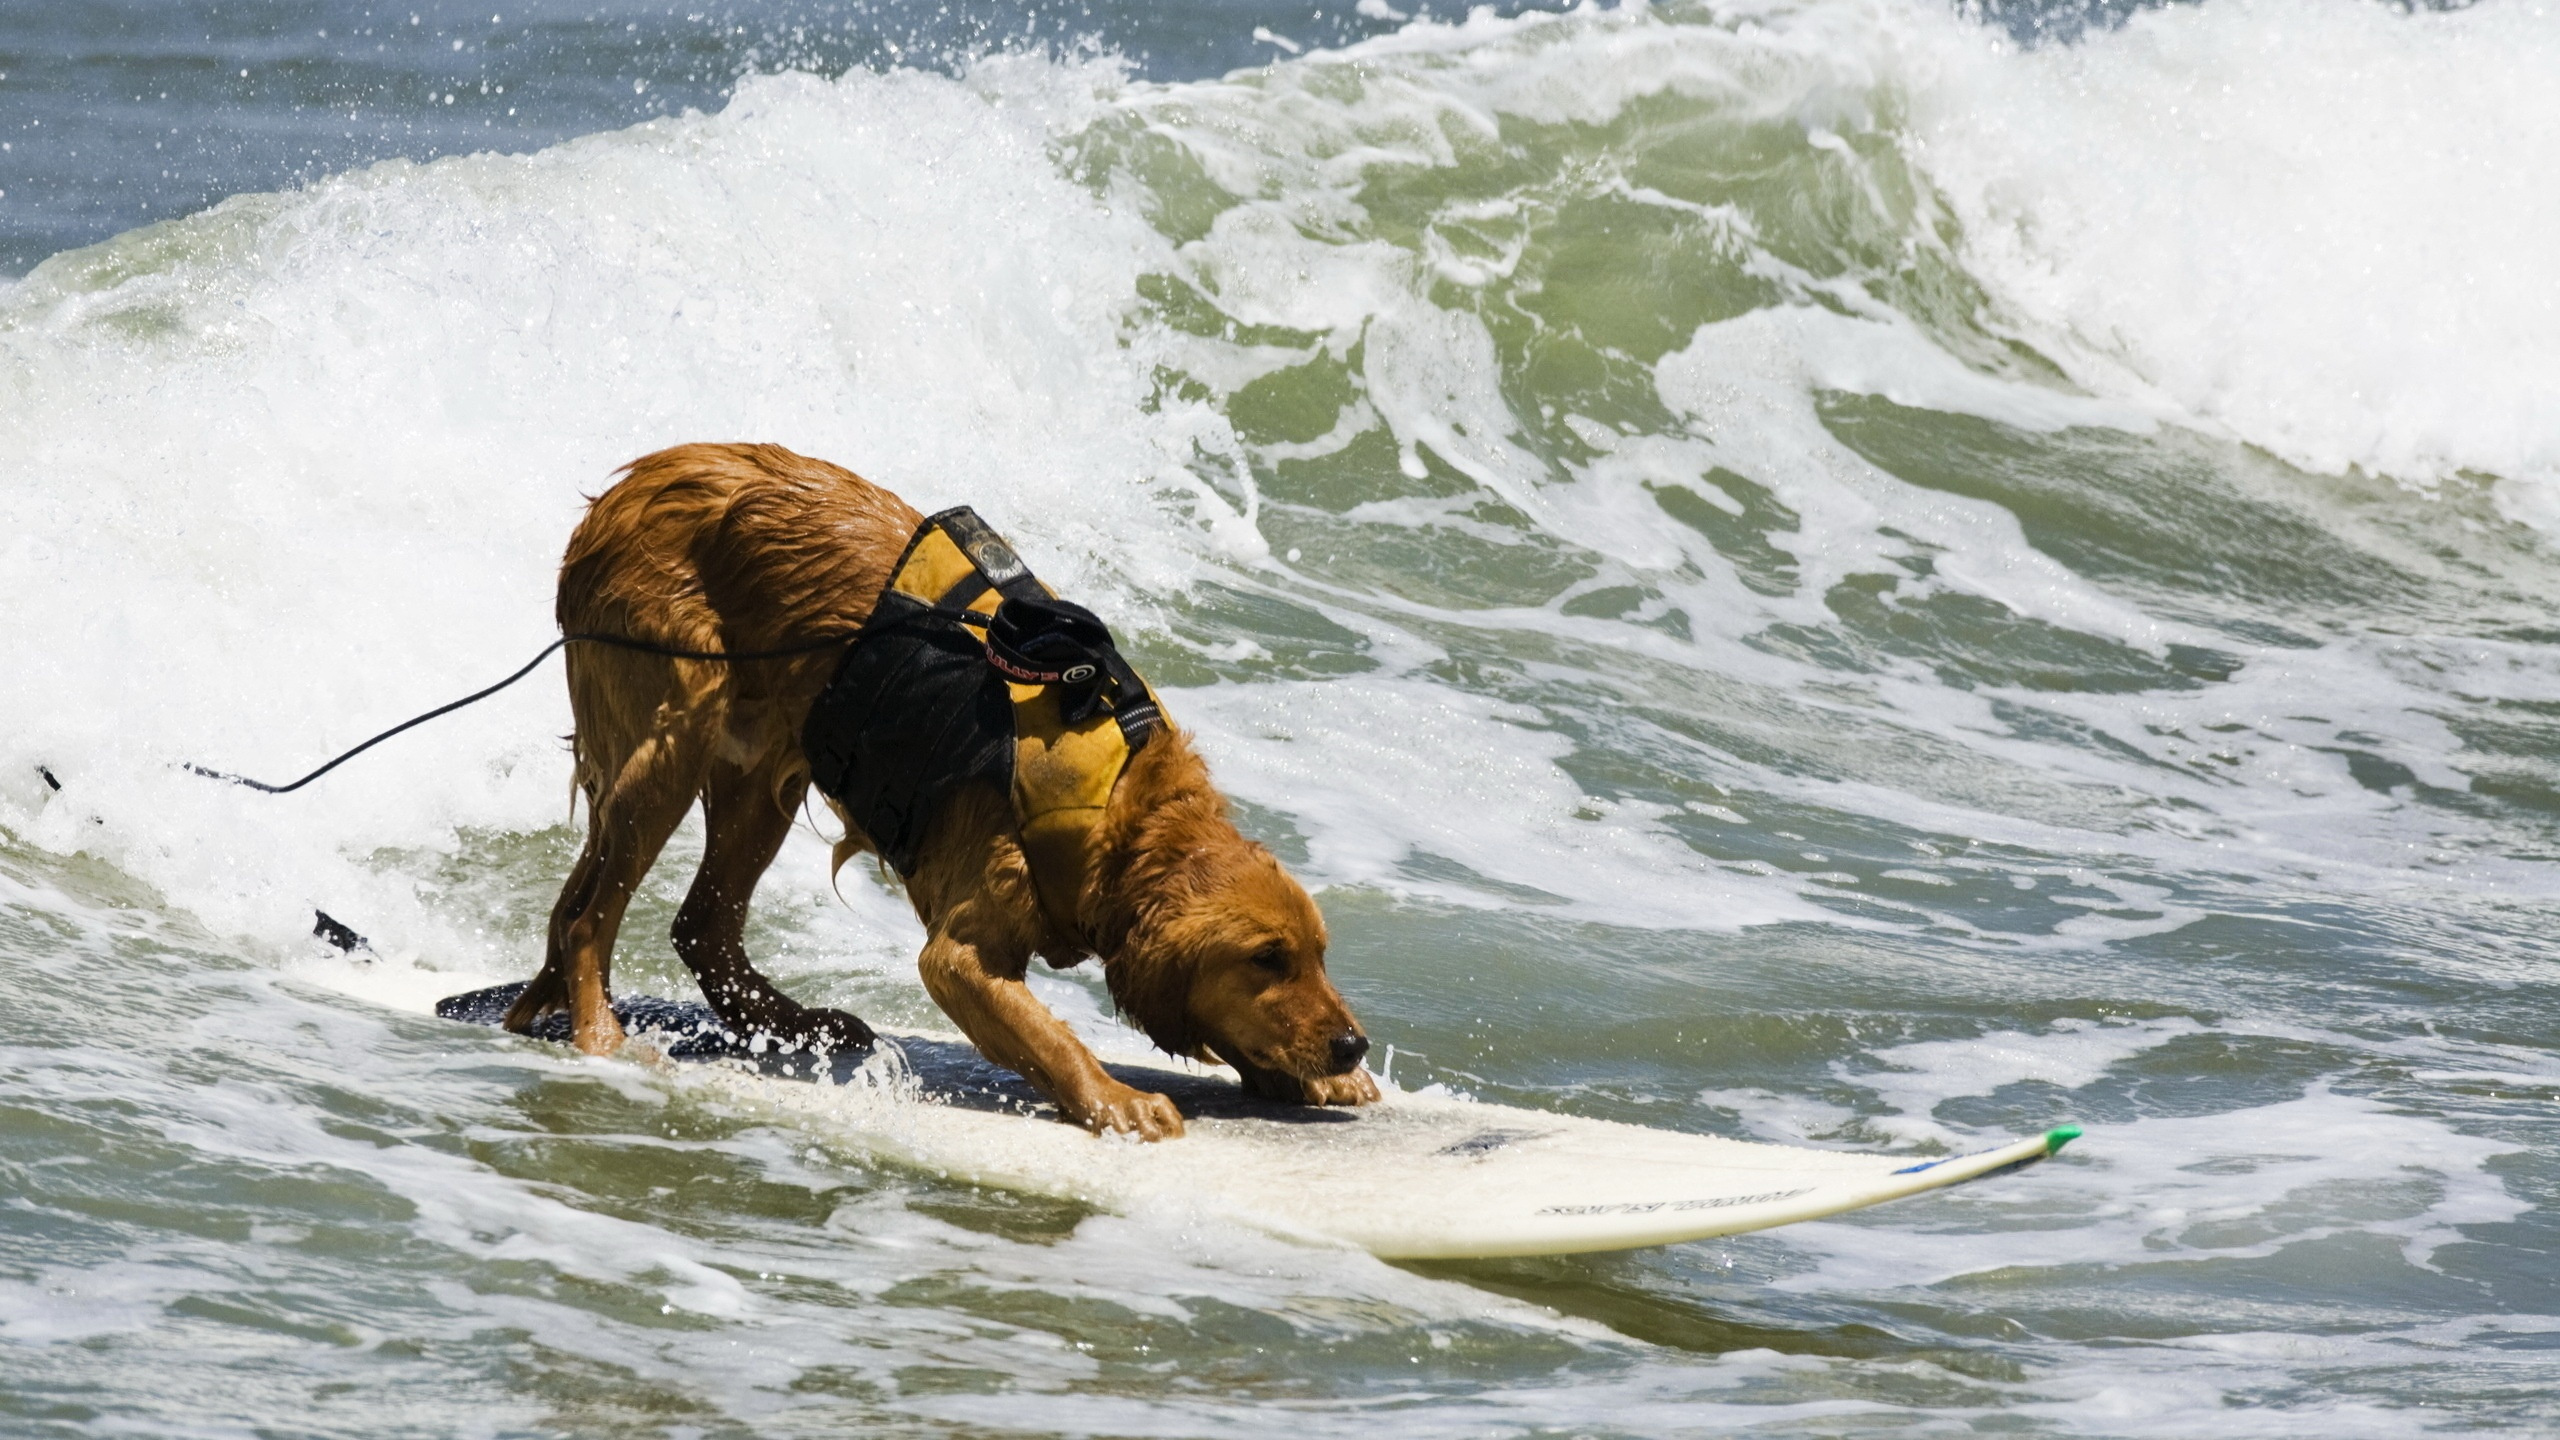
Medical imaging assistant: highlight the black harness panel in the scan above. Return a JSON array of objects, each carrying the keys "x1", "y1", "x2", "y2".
[
  {"x1": 802, "y1": 589, "x2": 1014, "y2": 876},
  {"x1": 800, "y1": 507, "x2": 1155, "y2": 879}
]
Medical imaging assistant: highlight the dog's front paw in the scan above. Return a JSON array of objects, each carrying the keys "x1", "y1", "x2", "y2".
[
  {"x1": 1074, "y1": 1081, "x2": 1185, "y2": 1141},
  {"x1": 1300, "y1": 1067, "x2": 1380, "y2": 1106}
]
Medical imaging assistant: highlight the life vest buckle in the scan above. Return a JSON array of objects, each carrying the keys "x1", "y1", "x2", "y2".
[{"x1": 986, "y1": 594, "x2": 1123, "y2": 723}]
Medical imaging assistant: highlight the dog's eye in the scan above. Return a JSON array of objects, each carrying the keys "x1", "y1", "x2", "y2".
[{"x1": 1250, "y1": 943, "x2": 1290, "y2": 974}]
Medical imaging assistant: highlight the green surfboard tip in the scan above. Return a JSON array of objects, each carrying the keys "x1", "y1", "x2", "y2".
[{"x1": 2044, "y1": 1124, "x2": 2084, "y2": 1154}]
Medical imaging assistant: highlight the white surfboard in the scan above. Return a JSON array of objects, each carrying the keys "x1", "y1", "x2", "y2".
[{"x1": 304, "y1": 961, "x2": 2080, "y2": 1260}]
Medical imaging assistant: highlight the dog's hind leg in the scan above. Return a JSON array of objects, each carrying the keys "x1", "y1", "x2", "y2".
[
  {"x1": 503, "y1": 840, "x2": 599, "y2": 1030},
  {"x1": 507, "y1": 733, "x2": 611, "y2": 1033},
  {"x1": 519, "y1": 717, "x2": 707, "y2": 1054},
  {"x1": 673, "y1": 760, "x2": 874, "y2": 1052}
]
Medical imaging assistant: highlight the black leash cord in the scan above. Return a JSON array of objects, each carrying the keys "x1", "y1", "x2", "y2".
[{"x1": 188, "y1": 631, "x2": 853, "y2": 796}]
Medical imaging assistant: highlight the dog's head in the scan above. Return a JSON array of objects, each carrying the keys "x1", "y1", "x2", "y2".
[
  {"x1": 1097, "y1": 734, "x2": 1368, "y2": 1084},
  {"x1": 1112, "y1": 846, "x2": 1367, "y2": 1082}
]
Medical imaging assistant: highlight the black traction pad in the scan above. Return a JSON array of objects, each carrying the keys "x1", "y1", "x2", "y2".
[
  {"x1": 431, "y1": 981, "x2": 1358, "y2": 1125},
  {"x1": 434, "y1": 981, "x2": 853, "y2": 1069}
]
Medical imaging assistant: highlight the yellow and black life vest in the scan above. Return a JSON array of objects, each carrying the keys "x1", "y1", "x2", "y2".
[{"x1": 801, "y1": 508, "x2": 1161, "y2": 932}]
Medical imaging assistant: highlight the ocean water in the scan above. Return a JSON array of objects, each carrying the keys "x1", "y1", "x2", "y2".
[{"x1": 5, "y1": 0, "x2": 2559, "y2": 1433}]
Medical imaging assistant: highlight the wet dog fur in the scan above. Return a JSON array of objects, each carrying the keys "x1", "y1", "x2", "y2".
[{"x1": 501, "y1": 442, "x2": 1377, "y2": 1138}]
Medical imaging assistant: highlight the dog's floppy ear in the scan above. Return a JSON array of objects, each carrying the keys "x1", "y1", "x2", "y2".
[
  {"x1": 1088, "y1": 727, "x2": 1232, "y2": 1053},
  {"x1": 1089, "y1": 723, "x2": 1337, "y2": 1064},
  {"x1": 1103, "y1": 901, "x2": 1210, "y2": 1058},
  {"x1": 1088, "y1": 726, "x2": 1219, "y2": 937}
]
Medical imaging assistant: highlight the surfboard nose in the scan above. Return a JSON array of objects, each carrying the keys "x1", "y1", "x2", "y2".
[{"x1": 1329, "y1": 1030, "x2": 1371, "y2": 1072}]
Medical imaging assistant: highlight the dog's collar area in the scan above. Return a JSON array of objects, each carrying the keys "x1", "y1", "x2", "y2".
[{"x1": 801, "y1": 507, "x2": 1162, "y2": 940}]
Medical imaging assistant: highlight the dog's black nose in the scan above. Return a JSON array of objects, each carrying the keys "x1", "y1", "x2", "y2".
[{"x1": 1329, "y1": 1030, "x2": 1370, "y2": 1072}]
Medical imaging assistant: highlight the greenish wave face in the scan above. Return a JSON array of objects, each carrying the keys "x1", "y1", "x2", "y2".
[{"x1": 5, "y1": 0, "x2": 2560, "y2": 1434}]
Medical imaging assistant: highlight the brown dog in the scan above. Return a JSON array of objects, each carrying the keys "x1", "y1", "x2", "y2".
[{"x1": 501, "y1": 442, "x2": 1377, "y2": 1139}]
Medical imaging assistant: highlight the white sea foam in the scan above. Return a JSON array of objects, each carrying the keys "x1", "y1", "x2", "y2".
[
  {"x1": 1652, "y1": 305, "x2": 2183, "y2": 650},
  {"x1": 0, "y1": 1259, "x2": 228, "y2": 1346},
  {"x1": 1177, "y1": 675, "x2": 1826, "y2": 928},
  {"x1": 1849, "y1": 1015, "x2": 2204, "y2": 1142},
  {"x1": 1103, "y1": 0, "x2": 2560, "y2": 939},
  {"x1": 1911, "y1": 0, "x2": 2560, "y2": 493},
  {"x1": 1159, "y1": 0, "x2": 2560, "y2": 501},
  {"x1": 1767, "y1": 1016, "x2": 2531, "y2": 1291},
  {"x1": 1783, "y1": 1080, "x2": 2529, "y2": 1292}
]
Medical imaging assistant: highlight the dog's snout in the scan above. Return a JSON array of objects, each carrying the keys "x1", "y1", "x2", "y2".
[{"x1": 1328, "y1": 1030, "x2": 1370, "y2": 1072}]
